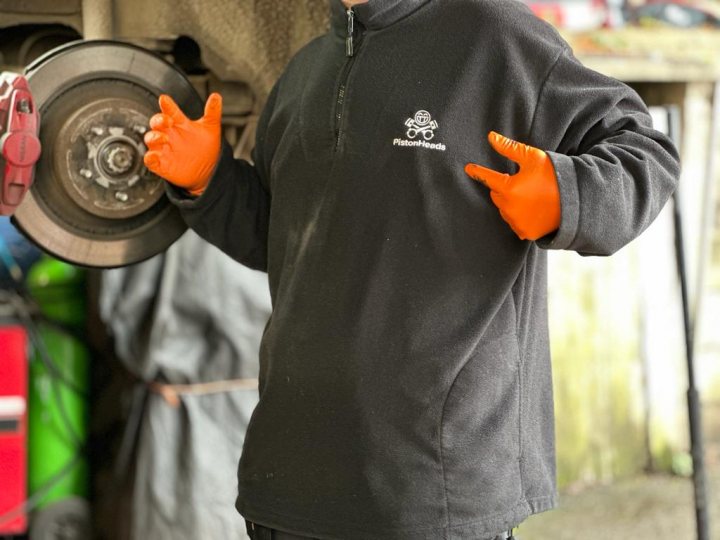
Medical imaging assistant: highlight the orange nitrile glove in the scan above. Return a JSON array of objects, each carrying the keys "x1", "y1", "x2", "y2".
[
  {"x1": 464, "y1": 131, "x2": 561, "y2": 241},
  {"x1": 143, "y1": 93, "x2": 222, "y2": 196}
]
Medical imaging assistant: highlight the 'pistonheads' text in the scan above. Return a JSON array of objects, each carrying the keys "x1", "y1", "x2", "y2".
[{"x1": 392, "y1": 138, "x2": 446, "y2": 152}]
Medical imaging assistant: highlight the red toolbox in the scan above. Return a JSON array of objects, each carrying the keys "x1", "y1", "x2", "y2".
[{"x1": 0, "y1": 325, "x2": 28, "y2": 534}]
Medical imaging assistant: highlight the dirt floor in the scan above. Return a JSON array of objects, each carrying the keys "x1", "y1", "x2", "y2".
[{"x1": 518, "y1": 471, "x2": 720, "y2": 539}]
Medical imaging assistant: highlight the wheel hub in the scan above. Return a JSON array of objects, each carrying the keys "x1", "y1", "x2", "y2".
[{"x1": 55, "y1": 98, "x2": 163, "y2": 220}]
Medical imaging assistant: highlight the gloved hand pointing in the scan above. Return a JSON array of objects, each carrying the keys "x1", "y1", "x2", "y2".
[
  {"x1": 465, "y1": 131, "x2": 561, "y2": 241},
  {"x1": 143, "y1": 93, "x2": 222, "y2": 196}
]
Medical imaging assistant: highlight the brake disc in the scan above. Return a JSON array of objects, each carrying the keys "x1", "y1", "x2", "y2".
[{"x1": 14, "y1": 40, "x2": 204, "y2": 267}]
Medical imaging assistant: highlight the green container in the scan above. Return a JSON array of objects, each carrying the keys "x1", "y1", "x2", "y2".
[{"x1": 26, "y1": 256, "x2": 89, "y2": 508}]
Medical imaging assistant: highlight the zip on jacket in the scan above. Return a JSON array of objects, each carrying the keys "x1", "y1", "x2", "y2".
[{"x1": 335, "y1": 7, "x2": 364, "y2": 151}]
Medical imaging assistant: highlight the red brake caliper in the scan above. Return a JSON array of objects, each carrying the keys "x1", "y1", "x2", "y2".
[{"x1": 0, "y1": 72, "x2": 42, "y2": 216}]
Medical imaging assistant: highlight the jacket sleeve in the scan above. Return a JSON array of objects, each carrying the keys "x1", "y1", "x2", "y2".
[
  {"x1": 165, "y1": 84, "x2": 280, "y2": 272},
  {"x1": 531, "y1": 47, "x2": 680, "y2": 256}
]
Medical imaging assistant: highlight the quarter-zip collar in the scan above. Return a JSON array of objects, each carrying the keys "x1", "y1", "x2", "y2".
[{"x1": 331, "y1": 0, "x2": 432, "y2": 33}]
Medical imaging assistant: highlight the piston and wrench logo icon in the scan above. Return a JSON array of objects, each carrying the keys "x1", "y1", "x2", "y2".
[
  {"x1": 405, "y1": 110, "x2": 437, "y2": 141},
  {"x1": 392, "y1": 109, "x2": 445, "y2": 151}
]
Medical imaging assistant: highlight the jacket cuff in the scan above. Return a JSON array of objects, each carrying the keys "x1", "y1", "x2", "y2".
[
  {"x1": 536, "y1": 151, "x2": 580, "y2": 250},
  {"x1": 164, "y1": 141, "x2": 234, "y2": 211}
]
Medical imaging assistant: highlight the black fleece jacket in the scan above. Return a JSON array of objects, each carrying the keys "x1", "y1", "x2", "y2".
[{"x1": 168, "y1": 1, "x2": 680, "y2": 538}]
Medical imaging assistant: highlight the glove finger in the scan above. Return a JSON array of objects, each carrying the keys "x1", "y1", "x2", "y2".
[
  {"x1": 487, "y1": 131, "x2": 530, "y2": 165},
  {"x1": 143, "y1": 150, "x2": 164, "y2": 175},
  {"x1": 149, "y1": 113, "x2": 173, "y2": 130},
  {"x1": 159, "y1": 94, "x2": 189, "y2": 123},
  {"x1": 203, "y1": 93, "x2": 223, "y2": 125},
  {"x1": 465, "y1": 163, "x2": 510, "y2": 192},
  {"x1": 496, "y1": 206, "x2": 526, "y2": 240},
  {"x1": 490, "y1": 190, "x2": 507, "y2": 209},
  {"x1": 143, "y1": 130, "x2": 170, "y2": 150}
]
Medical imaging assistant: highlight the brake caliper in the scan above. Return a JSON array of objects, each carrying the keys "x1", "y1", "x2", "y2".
[{"x1": 0, "y1": 72, "x2": 41, "y2": 216}]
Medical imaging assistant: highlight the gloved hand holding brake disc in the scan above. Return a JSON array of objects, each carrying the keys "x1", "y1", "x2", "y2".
[
  {"x1": 465, "y1": 131, "x2": 561, "y2": 241},
  {"x1": 143, "y1": 92, "x2": 222, "y2": 196}
]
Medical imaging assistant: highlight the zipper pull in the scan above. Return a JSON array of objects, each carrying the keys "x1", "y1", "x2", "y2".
[{"x1": 346, "y1": 8, "x2": 355, "y2": 57}]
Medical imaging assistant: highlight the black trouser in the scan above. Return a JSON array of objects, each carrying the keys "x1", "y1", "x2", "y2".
[
  {"x1": 246, "y1": 521, "x2": 517, "y2": 540},
  {"x1": 246, "y1": 522, "x2": 313, "y2": 539}
]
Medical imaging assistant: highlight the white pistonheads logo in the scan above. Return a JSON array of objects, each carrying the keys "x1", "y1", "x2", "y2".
[{"x1": 393, "y1": 110, "x2": 446, "y2": 152}]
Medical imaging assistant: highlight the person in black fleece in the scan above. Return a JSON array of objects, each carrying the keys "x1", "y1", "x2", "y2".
[{"x1": 143, "y1": 0, "x2": 680, "y2": 538}]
